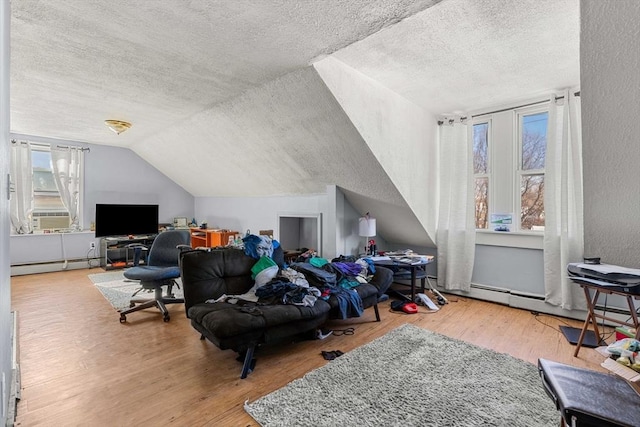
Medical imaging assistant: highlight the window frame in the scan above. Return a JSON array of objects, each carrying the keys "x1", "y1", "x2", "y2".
[
  {"x1": 468, "y1": 99, "x2": 551, "y2": 248},
  {"x1": 31, "y1": 145, "x2": 69, "y2": 216},
  {"x1": 10, "y1": 140, "x2": 85, "y2": 234},
  {"x1": 515, "y1": 105, "x2": 549, "y2": 232},
  {"x1": 472, "y1": 119, "x2": 491, "y2": 230}
]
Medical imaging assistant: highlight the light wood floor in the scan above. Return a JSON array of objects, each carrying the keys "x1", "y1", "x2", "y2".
[{"x1": 11, "y1": 268, "x2": 609, "y2": 426}]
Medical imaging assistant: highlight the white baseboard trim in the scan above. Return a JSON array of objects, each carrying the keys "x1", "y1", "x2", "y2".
[
  {"x1": 6, "y1": 311, "x2": 19, "y2": 426},
  {"x1": 10, "y1": 258, "x2": 101, "y2": 276},
  {"x1": 432, "y1": 279, "x2": 633, "y2": 328}
]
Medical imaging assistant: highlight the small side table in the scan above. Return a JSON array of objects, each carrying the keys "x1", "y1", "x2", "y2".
[
  {"x1": 372, "y1": 258, "x2": 434, "y2": 301},
  {"x1": 567, "y1": 263, "x2": 640, "y2": 357}
]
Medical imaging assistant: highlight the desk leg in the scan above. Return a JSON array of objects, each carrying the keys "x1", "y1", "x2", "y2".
[
  {"x1": 574, "y1": 287, "x2": 602, "y2": 357},
  {"x1": 410, "y1": 268, "x2": 416, "y2": 301},
  {"x1": 625, "y1": 295, "x2": 640, "y2": 340}
]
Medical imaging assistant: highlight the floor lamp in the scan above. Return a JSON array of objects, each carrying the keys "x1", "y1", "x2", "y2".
[{"x1": 358, "y1": 214, "x2": 376, "y2": 256}]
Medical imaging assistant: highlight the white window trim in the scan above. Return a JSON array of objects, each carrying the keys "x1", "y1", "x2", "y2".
[
  {"x1": 472, "y1": 119, "x2": 492, "y2": 230},
  {"x1": 515, "y1": 104, "x2": 549, "y2": 232},
  {"x1": 470, "y1": 100, "x2": 550, "y2": 249}
]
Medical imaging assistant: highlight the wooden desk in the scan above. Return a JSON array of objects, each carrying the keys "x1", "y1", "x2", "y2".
[
  {"x1": 190, "y1": 228, "x2": 238, "y2": 249},
  {"x1": 568, "y1": 263, "x2": 640, "y2": 357}
]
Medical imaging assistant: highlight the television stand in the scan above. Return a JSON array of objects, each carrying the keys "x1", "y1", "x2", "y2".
[{"x1": 100, "y1": 235, "x2": 156, "y2": 270}]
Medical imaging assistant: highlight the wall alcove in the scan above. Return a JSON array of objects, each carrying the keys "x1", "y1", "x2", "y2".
[{"x1": 277, "y1": 213, "x2": 322, "y2": 257}]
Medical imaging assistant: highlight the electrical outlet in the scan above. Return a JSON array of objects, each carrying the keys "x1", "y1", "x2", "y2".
[{"x1": 89, "y1": 242, "x2": 96, "y2": 250}]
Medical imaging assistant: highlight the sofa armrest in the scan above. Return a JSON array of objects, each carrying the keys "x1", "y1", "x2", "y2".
[{"x1": 369, "y1": 266, "x2": 394, "y2": 296}]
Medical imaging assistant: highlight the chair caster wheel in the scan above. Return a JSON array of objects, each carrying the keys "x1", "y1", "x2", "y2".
[
  {"x1": 120, "y1": 314, "x2": 127, "y2": 323},
  {"x1": 163, "y1": 315, "x2": 170, "y2": 322}
]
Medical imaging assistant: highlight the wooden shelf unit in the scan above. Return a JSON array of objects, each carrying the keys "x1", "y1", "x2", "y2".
[{"x1": 190, "y1": 228, "x2": 238, "y2": 249}]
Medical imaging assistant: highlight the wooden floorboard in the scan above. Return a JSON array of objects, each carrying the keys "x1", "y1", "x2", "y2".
[{"x1": 11, "y1": 268, "x2": 608, "y2": 426}]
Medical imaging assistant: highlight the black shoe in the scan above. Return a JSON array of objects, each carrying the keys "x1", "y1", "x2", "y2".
[{"x1": 321, "y1": 350, "x2": 336, "y2": 360}]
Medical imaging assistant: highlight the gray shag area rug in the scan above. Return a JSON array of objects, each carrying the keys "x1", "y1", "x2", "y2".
[
  {"x1": 245, "y1": 323, "x2": 557, "y2": 427},
  {"x1": 88, "y1": 271, "x2": 183, "y2": 311}
]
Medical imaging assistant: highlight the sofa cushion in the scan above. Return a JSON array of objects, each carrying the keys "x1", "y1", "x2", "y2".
[
  {"x1": 188, "y1": 299, "x2": 331, "y2": 339},
  {"x1": 181, "y1": 248, "x2": 258, "y2": 311}
]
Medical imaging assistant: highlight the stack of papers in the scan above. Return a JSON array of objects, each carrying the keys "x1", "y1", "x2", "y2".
[
  {"x1": 368, "y1": 252, "x2": 434, "y2": 264},
  {"x1": 395, "y1": 257, "x2": 422, "y2": 265}
]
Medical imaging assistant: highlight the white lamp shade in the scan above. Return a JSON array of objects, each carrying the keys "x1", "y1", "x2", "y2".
[{"x1": 358, "y1": 217, "x2": 376, "y2": 237}]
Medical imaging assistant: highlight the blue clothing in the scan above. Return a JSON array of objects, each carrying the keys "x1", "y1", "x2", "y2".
[
  {"x1": 331, "y1": 287, "x2": 364, "y2": 319},
  {"x1": 332, "y1": 262, "x2": 362, "y2": 276},
  {"x1": 362, "y1": 258, "x2": 376, "y2": 274},
  {"x1": 243, "y1": 234, "x2": 280, "y2": 259}
]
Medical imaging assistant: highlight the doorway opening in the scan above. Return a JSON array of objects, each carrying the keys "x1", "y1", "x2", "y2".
[{"x1": 277, "y1": 213, "x2": 322, "y2": 258}]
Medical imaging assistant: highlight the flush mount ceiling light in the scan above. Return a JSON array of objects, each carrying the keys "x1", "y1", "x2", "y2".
[{"x1": 104, "y1": 119, "x2": 132, "y2": 135}]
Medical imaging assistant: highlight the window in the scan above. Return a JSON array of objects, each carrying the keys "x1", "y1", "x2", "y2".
[
  {"x1": 518, "y1": 111, "x2": 548, "y2": 230},
  {"x1": 32, "y1": 148, "x2": 71, "y2": 230},
  {"x1": 10, "y1": 141, "x2": 84, "y2": 234},
  {"x1": 473, "y1": 122, "x2": 489, "y2": 229},
  {"x1": 471, "y1": 103, "x2": 549, "y2": 233}
]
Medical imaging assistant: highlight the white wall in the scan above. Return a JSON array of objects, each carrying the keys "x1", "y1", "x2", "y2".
[
  {"x1": 10, "y1": 138, "x2": 194, "y2": 266},
  {"x1": 195, "y1": 193, "x2": 330, "y2": 256},
  {"x1": 315, "y1": 56, "x2": 437, "y2": 246},
  {"x1": 1, "y1": 0, "x2": 13, "y2": 420},
  {"x1": 195, "y1": 186, "x2": 377, "y2": 260},
  {"x1": 581, "y1": 0, "x2": 640, "y2": 268}
]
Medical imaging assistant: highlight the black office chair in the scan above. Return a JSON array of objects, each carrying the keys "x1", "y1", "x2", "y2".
[{"x1": 120, "y1": 229, "x2": 191, "y2": 323}]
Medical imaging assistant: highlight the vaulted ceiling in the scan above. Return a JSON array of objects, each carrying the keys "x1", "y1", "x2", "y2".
[{"x1": 10, "y1": 0, "x2": 580, "y2": 247}]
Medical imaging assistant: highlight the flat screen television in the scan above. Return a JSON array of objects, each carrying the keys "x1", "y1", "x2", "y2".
[{"x1": 95, "y1": 204, "x2": 159, "y2": 238}]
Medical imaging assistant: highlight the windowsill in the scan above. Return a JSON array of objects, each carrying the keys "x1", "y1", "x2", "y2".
[
  {"x1": 476, "y1": 229, "x2": 543, "y2": 249},
  {"x1": 11, "y1": 229, "x2": 94, "y2": 237}
]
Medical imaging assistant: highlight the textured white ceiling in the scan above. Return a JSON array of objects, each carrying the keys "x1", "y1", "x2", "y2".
[
  {"x1": 332, "y1": 0, "x2": 580, "y2": 115},
  {"x1": 11, "y1": 0, "x2": 440, "y2": 145},
  {"x1": 9, "y1": 0, "x2": 580, "y2": 247}
]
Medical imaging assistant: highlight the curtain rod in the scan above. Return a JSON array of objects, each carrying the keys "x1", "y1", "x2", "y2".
[
  {"x1": 11, "y1": 139, "x2": 90, "y2": 152},
  {"x1": 438, "y1": 91, "x2": 581, "y2": 125}
]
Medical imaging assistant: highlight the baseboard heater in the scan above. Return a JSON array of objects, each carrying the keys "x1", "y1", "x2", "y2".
[
  {"x1": 435, "y1": 280, "x2": 635, "y2": 327},
  {"x1": 10, "y1": 257, "x2": 101, "y2": 276}
]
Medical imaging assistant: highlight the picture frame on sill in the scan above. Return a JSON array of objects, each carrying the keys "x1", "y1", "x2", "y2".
[{"x1": 490, "y1": 213, "x2": 512, "y2": 232}]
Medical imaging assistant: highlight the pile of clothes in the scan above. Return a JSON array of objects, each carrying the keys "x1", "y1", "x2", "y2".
[{"x1": 208, "y1": 235, "x2": 375, "y2": 319}]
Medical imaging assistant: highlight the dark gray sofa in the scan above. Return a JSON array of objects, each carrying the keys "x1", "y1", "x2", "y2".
[{"x1": 180, "y1": 247, "x2": 393, "y2": 378}]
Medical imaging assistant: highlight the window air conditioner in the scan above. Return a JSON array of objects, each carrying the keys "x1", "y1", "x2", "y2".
[{"x1": 32, "y1": 215, "x2": 70, "y2": 230}]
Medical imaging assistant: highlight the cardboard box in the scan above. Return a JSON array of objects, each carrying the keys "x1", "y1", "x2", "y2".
[{"x1": 602, "y1": 357, "x2": 640, "y2": 395}]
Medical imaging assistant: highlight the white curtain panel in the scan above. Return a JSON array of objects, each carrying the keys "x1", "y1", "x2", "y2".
[
  {"x1": 51, "y1": 146, "x2": 83, "y2": 231},
  {"x1": 544, "y1": 90, "x2": 585, "y2": 310},
  {"x1": 9, "y1": 141, "x2": 34, "y2": 234},
  {"x1": 437, "y1": 121, "x2": 476, "y2": 291}
]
